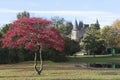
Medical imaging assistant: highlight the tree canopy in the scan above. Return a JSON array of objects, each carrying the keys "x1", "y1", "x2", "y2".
[
  {"x1": 101, "y1": 26, "x2": 120, "y2": 48},
  {"x1": 17, "y1": 11, "x2": 30, "y2": 19},
  {"x1": 51, "y1": 16, "x2": 73, "y2": 36},
  {"x1": 113, "y1": 19, "x2": 120, "y2": 30},
  {"x1": 82, "y1": 27, "x2": 105, "y2": 55},
  {"x1": 0, "y1": 17, "x2": 65, "y2": 75},
  {"x1": 1, "y1": 18, "x2": 64, "y2": 51}
]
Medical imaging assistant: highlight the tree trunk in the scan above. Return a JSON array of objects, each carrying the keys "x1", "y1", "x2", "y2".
[
  {"x1": 34, "y1": 45, "x2": 43, "y2": 75},
  {"x1": 38, "y1": 46, "x2": 43, "y2": 75}
]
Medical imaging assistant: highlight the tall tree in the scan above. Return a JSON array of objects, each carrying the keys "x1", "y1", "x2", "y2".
[
  {"x1": 51, "y1": 16, "x2": 65, "y2": 27},
  {"x1": 64, "y1": 22, "x2": 73, "y2": 35},
  {"x1": 0, "y1": 24, "x2": 11, "y2": 37},
  {"x1": 90, "y1": 19, "x2": 100, "y2": 30},
  {"x1": 0, "y1": 18, "x2": 64, "y2": 75},
  {"x1": 51, "y1": 16, "x2": 73, "y2": 36},
  {"x1": 58, "y1": 22, "x2": 73, "y2": 35},
  {"x1": 82, "y1": 27, "x2": 104, "y2": 56},
  {"x1": 113, "y1": 19, "x2": 120, "y2": 30},
  {"x1": 101, "y1": 26, "x2": 120, "y2": 50},
  {"x1": 17, "y1": 11, "x2": 30, "y2": 19}
]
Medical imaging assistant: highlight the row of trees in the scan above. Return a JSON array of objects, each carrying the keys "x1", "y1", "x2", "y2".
[
  {"x1": 0, "y1": 11, "x2": 80, "y2": 63},
  {"x1": 0, "y1": 11, "x2": 82, "y2": 75},
  {"x1": 1, "y1": 11, "x2": 120, "y2": 59},
  {"x1": 81, "y1": 21, "x2": 120, "y2": 56},
  {"x1": 1, "y1": 11, "x2": 120, "y2": 60}
]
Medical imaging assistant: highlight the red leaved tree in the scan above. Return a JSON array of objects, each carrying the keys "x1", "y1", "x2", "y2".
[{"x1": 0, "y1": 18, "x2": 64, "y2": 75}]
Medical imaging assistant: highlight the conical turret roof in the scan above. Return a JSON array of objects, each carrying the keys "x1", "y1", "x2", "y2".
[{"x1": 73, "y1": 20, "x2": 79, "y2": 30}]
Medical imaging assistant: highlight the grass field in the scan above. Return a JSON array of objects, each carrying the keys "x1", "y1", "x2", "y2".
[
  {"x1": 0, "y1": 55, "x2": 120, "y2": 80},
  {"x1": 69, "y1": 55, "x2": 120, "y2": 63}
]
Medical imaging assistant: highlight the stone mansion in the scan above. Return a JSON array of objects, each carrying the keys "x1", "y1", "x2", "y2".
[{"x1": 71, "y1": 20, "x2": 89, "y2": 41}]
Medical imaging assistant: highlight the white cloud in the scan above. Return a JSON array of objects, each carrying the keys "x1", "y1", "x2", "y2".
[
  {"x1": 0, "y1": 9, "x2": 119, "y2": 28},
  {"x1": 29, "y1": 10, "x2": 120, "y2": 27},
  {"x1": 0, "y1": 9, "x2": 21, "y2": 13}
]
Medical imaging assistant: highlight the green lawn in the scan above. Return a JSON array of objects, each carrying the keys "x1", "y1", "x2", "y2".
[
  {"x1": 0, "y1": 55, "x2": 120, "y2": 80},
  {"x1": 68, "y1": 55, "x2": 120, "y2": 63}
]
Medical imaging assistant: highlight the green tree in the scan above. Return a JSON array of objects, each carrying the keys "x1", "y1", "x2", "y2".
[
  {"x1": 51, "y1": 16, "x2": 65, "y2": 27},
  {"x1": 63, "y1": 37, "x2": 80, "y2": 55},
  {"x1": 0, "y1": 24, "x2": 33, "y2": 64},
  {"x1": 1, "y1": 24, "x2": 11, "y2": 37},
  {"x1": 58, "y1": 22, "x2": 73, "y2": 35},
  {"x1": 113, "y1": 19, "x2": 120, "y2": 30},
  {"x1": 90, "y1": 19, "x2": 100, "y2": 30},
  {"x1": 82, "y1": 27, "x2": 105, "y2": 56},
  {"x1": 101, "y1": 26, "x2": 120, "y2": 50},
  {"x1": 17, "y1": 11, "x2": 30, "y2": 19},
  {"x1": 51, "y1": 16, "x2": 73, "y2": 36}
]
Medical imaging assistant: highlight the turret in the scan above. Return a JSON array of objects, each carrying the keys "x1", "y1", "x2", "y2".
[
  {"x1": 71, "y1": 20, "x2": 80, "y2": 41},
  {"x1": 78, "y1": 21, "x2": 83, "y2": 30},
  {"x1": 96, "y1": 19, "x2": 99, "y2": 24},
  {"x1": 73, "y1": 20, "x2": 79, "y2": 30}
]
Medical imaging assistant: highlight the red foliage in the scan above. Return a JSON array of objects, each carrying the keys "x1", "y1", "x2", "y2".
[{"x1": 1, "y1": 18, "x2": 64, "y2": 52}]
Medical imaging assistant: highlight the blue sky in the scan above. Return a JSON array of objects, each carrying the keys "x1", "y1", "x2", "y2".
[{"x1": 0, "y1": 0, "x2": 120, "y2": 28}]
